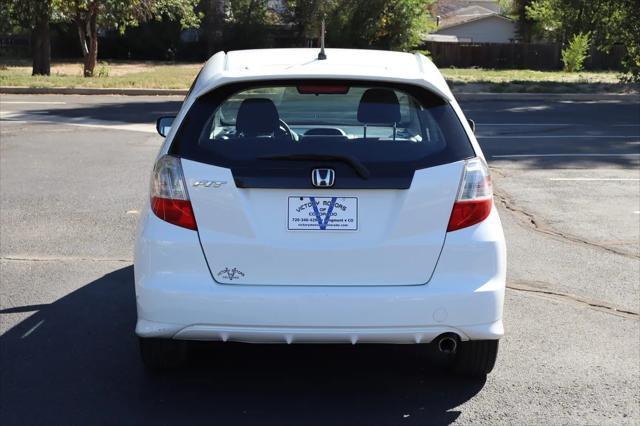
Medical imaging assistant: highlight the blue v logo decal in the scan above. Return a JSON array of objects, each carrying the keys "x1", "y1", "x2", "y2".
[{"x1": 309, "y1": 197, "x2": 337, "y2": 230}]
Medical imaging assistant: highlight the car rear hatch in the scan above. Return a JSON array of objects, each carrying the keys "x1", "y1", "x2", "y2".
[{"x1": 171, "y1": 80, "x2": 475, "y2": 285}]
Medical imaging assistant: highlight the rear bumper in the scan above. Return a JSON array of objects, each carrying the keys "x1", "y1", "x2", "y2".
[
  {"x1": 134, "y1": 206, "x2": 506, "y2": 343},
  {"x1": 135, "y1": 277, "x2": 505, "y2": 342},
  {"x1": 137, "y1": 320, "x2": 504, "y2": 344}
]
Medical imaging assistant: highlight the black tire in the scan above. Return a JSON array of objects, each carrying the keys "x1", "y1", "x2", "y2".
[
  {"x1": 139, "y1": 337, "x2": 189, "y2": 370},
  {"x1": 451, "y1": 339, "x2": 499, "y2": 377}
]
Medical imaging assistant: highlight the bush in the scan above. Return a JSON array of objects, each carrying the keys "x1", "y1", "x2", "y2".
[
  {"x1": 562, "y1": 32, "x2": 591, "y2": 72},
  {"x1": 96, "y1": 61, "x2": 110, "y2": 77}
]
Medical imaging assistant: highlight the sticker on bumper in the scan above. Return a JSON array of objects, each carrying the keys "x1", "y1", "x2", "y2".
[{"x1": 288, "y1": 197, "x2": 358, "y2": 231}]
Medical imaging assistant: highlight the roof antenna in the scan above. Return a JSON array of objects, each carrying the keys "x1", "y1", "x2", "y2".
[{"x1": 317, "y1": 17, "x2": 327, "y2": 60}]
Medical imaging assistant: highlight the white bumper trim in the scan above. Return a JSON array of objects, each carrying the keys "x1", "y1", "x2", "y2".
[{"x1": 136, "y1": 319, "x2": 504, "y2": 343}]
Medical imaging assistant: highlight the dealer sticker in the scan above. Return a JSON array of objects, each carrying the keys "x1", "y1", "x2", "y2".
[{"x1": 288, "y1": 196, "x2": 358, "y2": 231}]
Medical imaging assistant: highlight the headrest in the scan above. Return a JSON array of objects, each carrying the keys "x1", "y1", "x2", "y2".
[
  {"x1": 357, "y1": 88, "x2": 401, "y2": 125},
  {"x1": 236, "y1": 98, "x2": 280, "y2": 137}
]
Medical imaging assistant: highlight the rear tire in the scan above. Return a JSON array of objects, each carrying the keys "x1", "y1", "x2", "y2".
[
  {"x1": 139, "y1": 337, "x2": 189, "y2": 370},
  {"x1": 451, "y1": 339, "x2": 499, "y2": 377}
]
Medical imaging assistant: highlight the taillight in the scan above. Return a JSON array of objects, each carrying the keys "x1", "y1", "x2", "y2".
[
  {"x1": 447, "y1": 157, "x2": 493, "y2": 232},
  {"x1": 150, "y1": 155, "x2": 197, "y2": 231}
]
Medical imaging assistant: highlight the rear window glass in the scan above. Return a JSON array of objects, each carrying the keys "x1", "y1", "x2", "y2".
[{"x1": 170, "y1": 80, "x2": 475, "y2": 171}]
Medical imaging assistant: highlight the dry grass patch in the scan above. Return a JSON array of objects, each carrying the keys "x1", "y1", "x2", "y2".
[
  {"x1": 0, "y1": 60, "x2": 201, "y2": 89},
  {"x1": 1, "y1": 61, "x2": 635, "y2": 93}
]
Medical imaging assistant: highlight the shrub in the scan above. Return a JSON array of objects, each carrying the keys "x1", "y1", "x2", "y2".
[
  {"x1": 562, "y1": 32, "x2": 591, "y2": 72},
  {"x1": 96, "y1": 61, "x2": 110, "y2": 77}
]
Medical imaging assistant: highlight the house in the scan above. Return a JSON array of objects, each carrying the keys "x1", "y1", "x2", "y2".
[{"x1": 428, "y1": 3, "x2": 516, "y2": 43}]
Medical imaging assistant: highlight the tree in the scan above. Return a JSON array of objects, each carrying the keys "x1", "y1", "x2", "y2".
[
  {"x1": 525, "y1": 0, "x2": 596, "y2": 44},
  {"x1": 53, "y1": 0, "x2": 201, "y2": 77},
  {"x1": 526, "y1": 0, "x2": 640, "y2": 81},
  {"x1": 203, "y1": 0, "x2": 226, "y2": 55},
  {"x1": 223, "y1": 0, "x2": 279, "y2": 49},
  {"x1": 283, "y1": 0, "x2": 339, "y2": 45},
  {"x1": 597, "y1": 0, "x2": 640, "y2": 82},
  {"x1": 284, "y1": 0, "x2": 434, "y2": 51},
  {"x1": 0, "y1": 0, "x2": 14, "y2": 34},
  {"x1": 498, "y1": 0, "x2": 536, "y2": 42},
  {"x1": 2, "y1": 0, "x2": 54, "y2": 75},
  {"x1": 370, "y1": 0, "x2": 435, "y2": 50}
]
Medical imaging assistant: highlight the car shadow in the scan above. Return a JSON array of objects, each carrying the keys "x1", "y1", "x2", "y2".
[{"x1": 1, "y1": 266, "x2": 486, "y2": 425}]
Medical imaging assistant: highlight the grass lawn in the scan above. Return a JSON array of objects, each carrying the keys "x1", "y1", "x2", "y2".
[
  {"x1": 441, "y1": 68, "x2": 622, "y2": 84},
  {"x1": 0, "y1": 60, "x2": 636, "y2": 93},
  {"x1": 0, "y1": 60, "x2": 201, "y2": 89},
  {"x1": 441, "y1": 68, "x2": 635, "y2": 93}
]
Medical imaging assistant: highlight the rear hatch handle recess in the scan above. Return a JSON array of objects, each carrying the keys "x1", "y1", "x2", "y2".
[{"x1": 258, "y1": 154, "x2": 371, "y2": 180}]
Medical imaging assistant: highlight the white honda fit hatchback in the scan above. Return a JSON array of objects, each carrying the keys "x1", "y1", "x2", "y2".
[{"x1": 135, "y1": 48, "x2": 506, "y2": 377}]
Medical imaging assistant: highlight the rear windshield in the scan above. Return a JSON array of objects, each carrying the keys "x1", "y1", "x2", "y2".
[{"x1": 170, "y1": 80, "x2": 475, "y2": 177}]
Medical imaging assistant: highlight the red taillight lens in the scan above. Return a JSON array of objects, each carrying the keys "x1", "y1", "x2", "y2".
[
  {"x1": 447, "y1": 199, "x2": 492, "y2": 232},
  {"x1": 150, "y1": 155, "x2": 198, "y2": 231},
  {"x1": 151, "y1": 197, "x2": 197, "y2": 231},
  {"x1": 447, "y1": 158, "x2": 493, "y2": 232}
]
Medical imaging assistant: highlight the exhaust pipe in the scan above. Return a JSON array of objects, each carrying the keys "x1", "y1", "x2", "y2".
[{"x1": 436, "y1": 334, "x2": 459, "y2": 354}]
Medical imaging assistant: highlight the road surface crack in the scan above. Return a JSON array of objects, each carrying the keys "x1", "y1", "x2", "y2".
[
  {"x1": 494, "y1": 189, "x2": 639, "y2": 260},
  {"x1": 508, "y1": 280, "x2": 638, "y2": 318}
]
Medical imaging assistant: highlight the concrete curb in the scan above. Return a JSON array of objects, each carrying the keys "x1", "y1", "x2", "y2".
[
  {"x1": 1, "y1": 86, "x2": 638, "y2": 101},
  {"x1": 455, "y1": 92, "x2": 640, "y2": 101},
  {"x1": 0, "y1": 87, "x2": 187, "y2": 96}
]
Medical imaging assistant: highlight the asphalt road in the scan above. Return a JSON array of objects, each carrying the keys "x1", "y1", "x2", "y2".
[{"x1": 1, "y1": 94, "x2": 639, "y2": 425}]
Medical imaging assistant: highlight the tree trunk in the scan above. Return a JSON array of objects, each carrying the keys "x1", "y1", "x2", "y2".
[
  {"x1": 84, "y1": 13, "x2": 98, "y2": 77},
  {"x1": 77, "y1": 11, "x2": 98, "y2": 77},
  {"x1": 206, "y1": 0, "x2": 226, "y2": 56},
  {"x1": 31, "y1": 14, "x2": 51, "y2": 76}
]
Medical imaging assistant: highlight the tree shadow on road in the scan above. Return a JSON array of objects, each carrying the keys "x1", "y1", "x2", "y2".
[
  {"x1": 462, "y1": 97, "x2": 640, "y2": 170},
  {"x1": 13, "y1": 97, "x2": 640, "y2": 170},
  {"x1": 1, "y1": 266, "x2": 486, "y2": 425},
  {"x1": 9, "y1": 100, "x2": 183, "y2": 125}
]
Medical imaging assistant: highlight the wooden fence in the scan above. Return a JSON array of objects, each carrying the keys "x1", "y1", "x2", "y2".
[{"x1": 422, "y1": 41, "x2": 626, "y2": 70}]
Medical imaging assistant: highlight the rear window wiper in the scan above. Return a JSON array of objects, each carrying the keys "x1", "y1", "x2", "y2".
[{"x1": 258, "y1": 153, "x2": 370, "y2": 179}]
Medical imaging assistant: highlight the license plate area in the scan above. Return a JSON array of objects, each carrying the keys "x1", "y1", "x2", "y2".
[{"x1": 288, "y1": 196, "x2": 358, "y2": 231}]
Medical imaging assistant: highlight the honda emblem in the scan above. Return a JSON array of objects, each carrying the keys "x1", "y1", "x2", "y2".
[{"x1": 311, "y1": 168, "x2": 335, "y2": 188}]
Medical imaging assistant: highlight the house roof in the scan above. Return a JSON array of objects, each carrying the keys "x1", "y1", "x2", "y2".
[
  {"x1": 433, "y1": 0, "x2": 501, "y2": 16},
  {"x1": 437, "y1": 5, "x2": 512, "y2": 30}
]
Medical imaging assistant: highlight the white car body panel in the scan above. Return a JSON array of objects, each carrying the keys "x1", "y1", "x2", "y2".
[
  {"x1": 135, "y1": 207, "x2": 505, "y2": 342},
  {"x1": 182, "y1": 158, "x2": 464, "y2": 286},
  {"x1": 136, "y1": 48, "x2": 506, "y2": 344}
]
